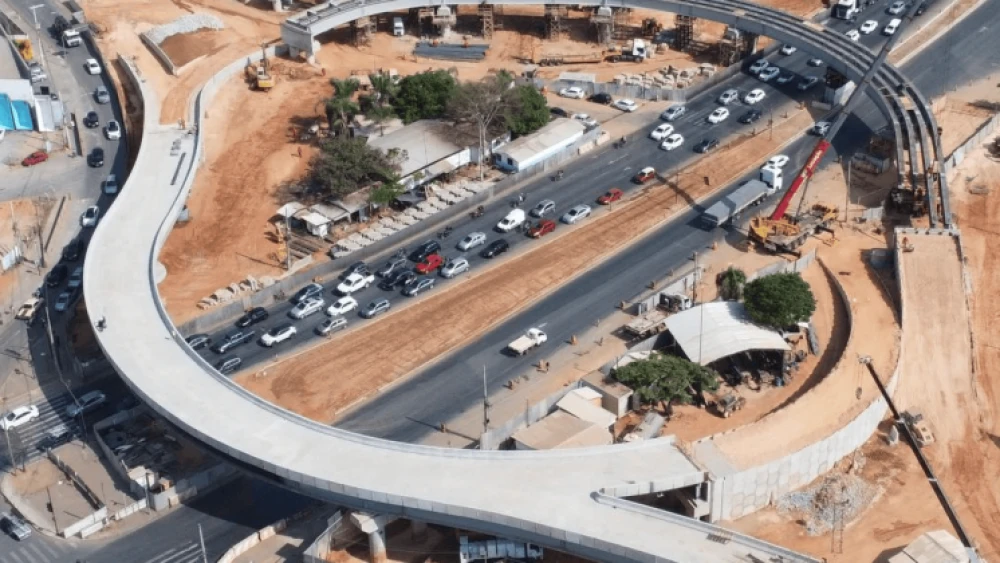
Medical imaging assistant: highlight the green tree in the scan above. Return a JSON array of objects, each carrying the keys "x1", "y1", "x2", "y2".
[
  {"x1": 393, "y1": 70, "x2": 457, "y2": 123},
  {"x1": 366, "y1": 103, "x2": 397, "y2": 137},
  {"x1": 309, "y1": 137, "x2": 396, "y2": 199},
  {"x1": 718, "y1": 267, "x2": 747, "y2": 301},
  {"x1": 369, "y1": 72, "x2": 398, "y2": 105},
  {"x1": 743, "y1": 272, "x2": 816, "y2": 328},
  {"x1": 324, "y1": 78, "x2": 360, "y2": 135},
  {"x1": 368, "y1": 174, "x2": 405, "y2": 213},
  {"x1": 613, "y1": 353, "x2": 719, "y2": 406},
  {"x1": 505, "y1": 84, "x2": 550, "y2": 137}
]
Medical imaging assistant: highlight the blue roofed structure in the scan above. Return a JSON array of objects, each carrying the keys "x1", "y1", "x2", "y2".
[
  {"x1": 10, "y1": 99, "x2": 32, "y2": 130},
  {"x1": 0, "y1": 94, "x2": 14, "y2": 130}
]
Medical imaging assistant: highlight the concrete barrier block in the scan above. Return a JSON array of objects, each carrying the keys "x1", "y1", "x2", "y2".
[{"x1": 258, "y1": 526, "x2": 277, "y2": 541}]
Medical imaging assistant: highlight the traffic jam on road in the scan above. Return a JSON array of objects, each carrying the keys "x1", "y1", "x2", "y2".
[{"x1": 181, "y1": 0, "x2": 921, "y2": 376}]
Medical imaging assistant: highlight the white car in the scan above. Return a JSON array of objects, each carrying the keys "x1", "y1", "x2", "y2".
[
  {"x1": 457, "y1": 231, "x2": 487, "y2": 251},
  {"x1": 336, "y1": 272, "x2": 373, "y2": 295},
  {"x1": 1, "y1": 405, "x2": 40, "y2": 430},
  {"x1": 661, "y1": 105, "x2": 686, "y2": 121},
  {"x1": 495, "y1": 208, "x2": 526, "y2": 232},
  {"x1": 649, "y1": 123, "x2": 674, "y2": 141},
  {"x1": 887, "y1": 0, "x2": 905, "y2": 14},
  {"x1": 767, "y1": 154, "x2": 790, "y2": 169},
  {"x1": 559, "y1": 86, "x2": 586, "y2": 99},
  {"x1": 261, "y1": 324, "x2": 297, "y2": 347},
  {"x1": 748, "y1": 59, "x2": 770, "y2": 74},
  {"x1": 612, "y1": 99, "x2": 638, "y2": 112},
  {"x1": 84, "y1": 58, "x2": 101, "y2": 75},
  {"x1": 845, "y1": 29, "x2": 861, "y2": 41},
  {"x1": 812, "y1": 121, "x2": 832, "y2": 136},
  {"x1": 883, "y1": 18, "x2": 901, "y2": 35},
  {"x1": 561, "y1": 205, "x2": 592, "y2": 224},
  {"x1": 441, "y1": 257, "x2": 470, "y2": 278},
  {"x1": 572, "y1": 113, "x2": 598, "y2": 127},
  {"x1": 743, "y1": 88, "x2": 766, "y2": 104},
  {"x1": 326, "y1": 296, "x2": 358, "y2": 316},
  {"x1": 860, "y1": 19, "x2": 879, "y2": 34},
  {"x1": 660, "y1": 133, "x2": 684, "y2": 151},
  {"x1": 717, "y1": 89, "x2": 739, "y2": 105},
  {"x1": 807, "y1": 57, "x2": 824, "y2": 67},
  {"x1": 707, "y1": 107, "x2": 730, "y2": 124},
  {"x1": 290, "y1": 296, "x2": 325, "y2": 319},
  {"x1": 776, "y1": 72, "x2": 795, "y2": 85},
  {"x1": 758, "y1": 66, "x2": 780, "y2": 82},
  {"x1": 105, "y1": 119, "x2": 121, "y2": 140},
  {"x1": 780, "y1": 44, "x2": 797, "y2": 55},
  {"x1": 66, "y1": 391, "x2": 106, "y2": 418},
  {"x1": 103, "y1": 174, "x2": 119, "y2": 195},
  {"x1": 80, "y1": 205, "x2": 100, "y2": 227}
]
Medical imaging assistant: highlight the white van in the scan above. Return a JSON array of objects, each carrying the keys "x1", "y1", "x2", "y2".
[
  {"x1": 393, "y1": 17, "x2": 405, "y2": 37},
  {"x1": 62, "y1": 29, "x2": 82, "y2": 47}
]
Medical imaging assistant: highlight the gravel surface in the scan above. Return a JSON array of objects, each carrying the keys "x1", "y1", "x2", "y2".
[
  {"x1": 777, "y1": 472, "x2": 880, "y2": 536},
  {"x1": 147, "y1": 14, "x2": 225, "y2": 45}
]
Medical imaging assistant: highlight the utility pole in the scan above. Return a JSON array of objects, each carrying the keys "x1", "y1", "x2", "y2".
[
  {"x1": 199, "y1": 523, "x2": 208, "y2": 563},
  {"x1": 844, "y1": 156, "x2": 852, "y2": 223},
  {"x1": 481, "y1": 366, "x2": 490, "y2": 440},
  {"x1": 694, "y1": 251, "x2": 704, "y2": 366},
  {"x1": 283, "y1": 212, "x2": 292, "y2": 271},
  {"x1": 3, "y1": 424, "x2": 16, "y2": 473}
]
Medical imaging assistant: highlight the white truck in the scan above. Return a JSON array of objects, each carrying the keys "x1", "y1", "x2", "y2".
[
  {"x1": 832, "y1": 0, "x2": 860, "y2": 20},
  {"x1": 62, "y1": 28, "x2": 82, "y2": 47},
  {"x1": 393, "y1": 17, "x2": 405, "y2": 37},
  {"x1": 507, "y1": 328, "x2": 547, "y2": 356},
  {"x1": 336, "y1": 272, "x2": 375, "y2": 295},
  {"x1": 702, "y1": 165, "x2": 783, "y2": 228}
]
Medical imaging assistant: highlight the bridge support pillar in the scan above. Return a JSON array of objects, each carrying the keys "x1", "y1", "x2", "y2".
[
  {"x1": 351, "y1": 512, "x2": 395, "y2": 563},
  {"x1": 271, "y1": 0, "x2": 283, "y2": 12},
  {"x1": 410, "y1": 519, "x2": 428, "y2": 541}
]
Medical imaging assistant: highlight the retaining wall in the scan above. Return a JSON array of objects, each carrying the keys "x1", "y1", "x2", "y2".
[
  {"x1": 216, "y1": 508, "x2": 313, "y2": 563},
  {"x1": 943, "y1": 111, "x2": 1000, "y2": 174},
  {"x1": 139, "y1": 32, "x2": 177, "y2": 76},
  {"x1": 701, "y1": 256, "x2": 902, "y2": 522},
  {"x1": 303, "y1": 510, "x2": 352, "y2": 563},
  {"x1": 62, "y1": 506, "x2": 108, "y2": 538}
]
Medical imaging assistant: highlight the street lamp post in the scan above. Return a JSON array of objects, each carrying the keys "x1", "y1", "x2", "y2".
[{"x1": 28, "y1": 4, "x2": 44, "y2": 30}]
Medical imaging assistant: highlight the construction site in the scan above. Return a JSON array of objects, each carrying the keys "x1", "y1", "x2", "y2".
[{"x1": 75, "y1": 0, "x2": 1000, "y2": 558}]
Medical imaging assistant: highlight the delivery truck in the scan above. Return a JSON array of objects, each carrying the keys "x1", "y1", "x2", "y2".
[{"x1": 702, "y1": 165, "x2": 783, "y2": 228}]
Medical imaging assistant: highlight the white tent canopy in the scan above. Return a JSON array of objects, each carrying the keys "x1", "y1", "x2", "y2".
[{"x1": 665, "y1": 301, "x2": 789, "y2": 366}]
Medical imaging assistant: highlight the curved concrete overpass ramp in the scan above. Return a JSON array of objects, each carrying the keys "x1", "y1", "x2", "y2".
[{"x1": 85, "y1": 56, "x2": 820, "y2": 562}]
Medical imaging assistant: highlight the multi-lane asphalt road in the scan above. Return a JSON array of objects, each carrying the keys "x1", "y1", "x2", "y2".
[{"x1": 338, "y1": 1, "x2": 1000, "y2": 442}]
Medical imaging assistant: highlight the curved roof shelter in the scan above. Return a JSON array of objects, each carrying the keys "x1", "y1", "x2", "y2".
[{"x1": 665, "y1": 302, "x2": 790, "y2": 365}]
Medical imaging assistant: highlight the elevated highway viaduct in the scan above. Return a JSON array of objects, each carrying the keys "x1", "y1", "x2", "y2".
[{"x1": 86, "y1": 1, "x2": 948, "y2": 561}]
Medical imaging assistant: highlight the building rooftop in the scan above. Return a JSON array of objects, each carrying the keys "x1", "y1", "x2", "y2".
[
  {"x1": 887, "y1": 530, "x2": 968, "y2": 563},
  {"x1": 498, "y1": 118, "x2": 586, "y2": 164},
  {"x1": 512, "y1": 411, "x2": 612, "y2": 450},
  {"x1": 665, "y1": 301, "x2": 790, "y2": 366},
  {"x1": 556, "y1": 390, "x2": 616, "y2": 428},
  {"x1": 366, "y1": 119, "x2": 465, "y2": 178},
  {"x1": 582, "y1": 371, "x2": 634, "y2": 399}
]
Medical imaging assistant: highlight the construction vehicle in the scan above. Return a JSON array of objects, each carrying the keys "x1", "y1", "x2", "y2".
[
  {"x1": 702, "y1": 165, "x2": 783, "y2": 227},
  {"x1": 608, "y1": 39, "x2": 648, "y2": 62},
  {"x1": 247, "y1": 45, "x2": 275, "y2": 91},
  {"x1": 902, "y1": 410, "x2": 934, "y2": 447},
  {"x1": 623, "y1": 293, "x2": 692, "y2": 339},
  {"x1": 704, "y1": 390, "x2": 746, "y2": 418},
  {"x1": 747, "y1": 4, "x2": 916, "y2": 254},
  {"x1": 532, "y1": 50, "x2": 606, "y2": 66}
]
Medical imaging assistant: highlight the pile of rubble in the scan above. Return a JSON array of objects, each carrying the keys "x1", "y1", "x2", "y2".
[
  {"x1": 776, "y1": 469, "x2": 880, "y2": 536},
  {"x1": 612, "y1": 63, "x2": 716, "y2": 90},
  {"x1": 198, "y1": 275, "x2": 276, "y2": 310},
  {"x1": 145, "y1": 13, "x2": 225, "y2": 45}
]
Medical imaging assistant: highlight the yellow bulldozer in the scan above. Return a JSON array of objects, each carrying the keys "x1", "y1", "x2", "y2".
[{"x1": 748, "y1": 203, "x2": 839, "y2": 254}]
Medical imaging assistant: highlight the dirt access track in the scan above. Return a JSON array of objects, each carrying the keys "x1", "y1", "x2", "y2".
[{"x1": 236, "y1": 108, "x2": 815, "y2": 421}]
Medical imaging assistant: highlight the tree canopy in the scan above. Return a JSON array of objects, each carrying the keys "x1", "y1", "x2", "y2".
[
  {"x1": 613, "y1": 353, "x2": 719, "y2": 406},
  {"x1": 308, "y1": 137, "x2": 397, "y2": 199},
  {"x1": 717, "y1": 267, "x2": 747, "y2": 301},
  {"x1": 393, "y1": 70, "x2": 457, "y2": 123},
  {"x1": 743, "y1": 272, "x2": 816, "y2": 328},
  {"x1": 325, "y1": 78, "x2": 360, "y2": 135},
  {"x1": 505, "y1": 84, "x2": 550, "y2": 137}
]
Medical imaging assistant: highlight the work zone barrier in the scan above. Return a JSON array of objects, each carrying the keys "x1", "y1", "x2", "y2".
[{"x1": 943, "y1": 110, "x2": 1000, "y2": 174}]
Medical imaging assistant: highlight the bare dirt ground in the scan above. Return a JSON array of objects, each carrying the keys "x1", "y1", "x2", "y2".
[
  {"x1": 935, "y1": 96, "x2": 997, "y2": 156},
  {"x1": 730, "y1": 427, "x2": 955, "y2": 562},
  {"x1": 236, "y1": 109, "x2": 816, "y2": 422},
  {"x1": 926, "y1": 144, "x2": 1000, "y2": 559},
  {"x1": 704, "y1": 227, "x2": 899, "y2": 469},
  {"x1": 159, "y1": 28, "x2": 229, "y2": 68}
]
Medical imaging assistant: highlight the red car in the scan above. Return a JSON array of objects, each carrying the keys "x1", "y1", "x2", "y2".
[
  {"x1": 528, "y1": 219, "x2": 556, "y2": 238},
  {"x1": 632, "y1": 166, "x2": 656, "y2": 184},
  {"x1": 597, "y1": 188, "x2": 624, "y2": 205},
  {"x1": 21, "y1": 151, "x2": 48, "y2": 167},
  {"x1": 415, "y1": 253, "x2": 444, "y2": 274}
]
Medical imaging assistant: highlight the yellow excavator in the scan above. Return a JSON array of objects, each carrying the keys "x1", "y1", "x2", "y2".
[{"x1": 246, "y1": 44, "x2": 275, "y2": 91}]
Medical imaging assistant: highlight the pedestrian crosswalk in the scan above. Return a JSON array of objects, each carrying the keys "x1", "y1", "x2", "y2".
[
  {"x1": 0, "y1": 537, "x2": 74, "y2": 563},
  {"x1": 0, "y1": 392, "x2": 79, "y2": 470},
  {"x1": 141, "y1": 542, "x2": 203, "y2": 563}
]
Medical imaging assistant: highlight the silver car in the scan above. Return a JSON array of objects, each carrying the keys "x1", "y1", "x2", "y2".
[
  {"x1": 531, "y1": 200, "x2": 556, "y2": 218},
  {"x1": 457, "y1": 232, "x2": 486, "y2": 251},
  {"x1": 561, "y1": 205, "x2": 592, "y2": 224},
  {"x1": 441, "y1": 257, "x2": 470, "y2": 278},
  {"x1": 1, "y1": 513, "x2": 31, "y2": 540},
  {"x1": 95, "y1": 85, "x2": 110, "y2": 104},
  {"x1": 361, "y1": 298, "x2": 391, "y2": 318}
]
